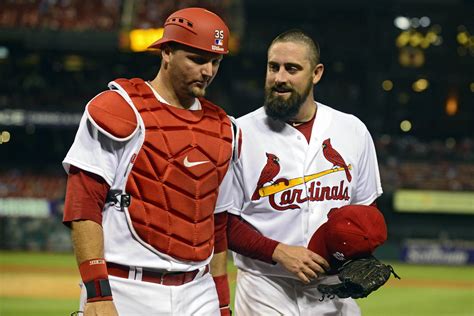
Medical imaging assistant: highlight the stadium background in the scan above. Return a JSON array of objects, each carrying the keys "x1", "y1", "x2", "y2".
[{"x1": 0, "y1": 0, "x2": 473, "y2": 315}]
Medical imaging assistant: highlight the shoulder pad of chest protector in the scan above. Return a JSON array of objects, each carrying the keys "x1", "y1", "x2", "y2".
[{"x1": 86, "y1": 90, "x2": 139, "y2": 141}]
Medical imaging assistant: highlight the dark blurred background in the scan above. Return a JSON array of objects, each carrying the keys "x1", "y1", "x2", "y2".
[{"x1": 0, "y1": 0, "x2": 473, "y2": 263}]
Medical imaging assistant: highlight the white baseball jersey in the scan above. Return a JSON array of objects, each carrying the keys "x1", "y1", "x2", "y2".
[
  {"x1": 230, "y1": 102, "x2": 383, "y2": 279},
  {"x1": 63, "y1": 83, "x2": 234, "y2": 272}
]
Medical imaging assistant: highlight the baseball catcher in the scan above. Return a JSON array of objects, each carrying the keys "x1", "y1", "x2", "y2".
[{"x1": 308, "y1": 205, "x2": 401, "y2": 300}]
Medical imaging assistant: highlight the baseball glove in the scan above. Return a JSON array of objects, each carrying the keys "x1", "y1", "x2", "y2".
[{"x1": 318, "y1": 256, "x2": 400, "y2": 299}]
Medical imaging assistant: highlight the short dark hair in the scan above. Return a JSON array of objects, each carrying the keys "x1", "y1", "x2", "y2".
[{"x1": 270, "y1": 29, "x2": 321, "y2": 67}]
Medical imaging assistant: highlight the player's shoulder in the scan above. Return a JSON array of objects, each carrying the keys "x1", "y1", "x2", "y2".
[
  {"x1": 236, "y1": 107, "x2": 266, "y2": 126},
  {"x1": 319, "y1": 102, "x2": 369, "y2": 133},
  {"x1": 86, "y1": 90, "x2": 139, "y2": 140}
]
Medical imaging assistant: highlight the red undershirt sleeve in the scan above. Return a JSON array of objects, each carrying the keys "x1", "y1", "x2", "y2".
[
  {"x1": 227, "y1": 214, "x2": 280, "y2": 264},
  {"x1": 214, "y1": 212, "x2": 228, "y2": 253},
  {"x1": 63, "y1": 166, "x2": 110, "y2": 227}
]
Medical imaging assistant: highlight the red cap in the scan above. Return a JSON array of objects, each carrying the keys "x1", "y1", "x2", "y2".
[
  {"x1": 148, "y1": 7, "x2": 229, "y2": 54},
  {"x1": 308, "y1": 205, "x2": 387, "y2": 270}
]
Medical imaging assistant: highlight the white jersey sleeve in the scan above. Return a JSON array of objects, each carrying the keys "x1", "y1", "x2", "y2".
[
  {"x1": 62, "y1": 112, "x2": 126, "y2": 185},
  {"x1": 229, "y1": 156, "x2": 245, "y2": 216},
  {"x1": 216, "y1": 116, "x2": 242, "y2": 214},
  {"x1": 215, "y1": 162, "x2": 234, "y2": 213},
  {"x1": 352, "y1": 125, "x2": 383, "y2": 205},
  {"x1": 228, "y1": 117, "x2": 245, "y2": 216}
]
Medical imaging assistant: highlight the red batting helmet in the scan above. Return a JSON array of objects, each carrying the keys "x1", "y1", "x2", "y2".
[
  {"x1": 308, "y1": 205, "x2": 387, "y2": 272},
  {"x1": 148, "y1": 7, "x2": 229, "y2": 54}
]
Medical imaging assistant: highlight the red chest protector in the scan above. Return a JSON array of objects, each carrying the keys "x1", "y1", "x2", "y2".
[{"x1": 114, "y1": 78, "x2": 233, "y2": 261}]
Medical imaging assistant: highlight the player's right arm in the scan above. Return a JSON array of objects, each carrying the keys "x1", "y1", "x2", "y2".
[
  {"x1": 64, "y1": 167, "x2": 118, "y2": 316},
  {"x1": 71, "y1": 220, "x2": 104, "y2": 267},
  {"x1": 71, "y1": 221, "x2": 118, "y2": 316},
  {"x1": 227, "y1": 214, "x2": 328, "y2": 283},
  {"x1": 63, "y1": 89, "x2": 137, "y2": 315}
]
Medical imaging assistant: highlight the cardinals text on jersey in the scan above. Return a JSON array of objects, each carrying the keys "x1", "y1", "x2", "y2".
[{"x1": 251, "y1": 143, "x2": 352, "y2": 211}]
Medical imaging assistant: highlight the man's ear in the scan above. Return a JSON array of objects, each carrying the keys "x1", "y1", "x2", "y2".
[
  {"x1": 313, "y1": 63, "x2": 324, "y2": 85},
  {"x1": 161, "y1": 44, "x2": 173, "y2": 64}
]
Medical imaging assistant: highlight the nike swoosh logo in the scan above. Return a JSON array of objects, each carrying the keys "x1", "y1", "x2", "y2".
[{"x1": 183, "y1": 156, "x2": 210, "y2": 168}]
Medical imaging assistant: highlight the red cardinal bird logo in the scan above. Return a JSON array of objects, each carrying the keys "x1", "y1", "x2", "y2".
[
  {"x1": 322, "y1": 138, "x2": 352, "y2": 182},
  {"x1": 252, "y1": 153, "x2": 281, "y2": 200}
]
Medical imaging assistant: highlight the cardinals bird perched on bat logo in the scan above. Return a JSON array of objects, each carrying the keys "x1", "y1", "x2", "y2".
[
  {"x1": 322, "y1": 138, "x2": 352, "y2": 182},
  {"x1": 252, "y1": 153, "x2": 281, "y2": 200}
]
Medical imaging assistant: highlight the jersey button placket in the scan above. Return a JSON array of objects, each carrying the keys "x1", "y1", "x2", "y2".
[
  {"x1": 302, "y1": 136, "x2": 314, "y2": 241},
  {"x1": 302, "y1": 159, "x2": 309, "y2": 240}
]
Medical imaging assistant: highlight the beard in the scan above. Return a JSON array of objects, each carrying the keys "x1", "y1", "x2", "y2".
[
  {"x1": 191, "y1": 85, "x2": 206, "y2": 98},
  {"x1": 264, "y1": 81, "x2": 313, "y2": 122},
  {"x1": 191, "y1": 77, "x2": 214, "y2": 98}
]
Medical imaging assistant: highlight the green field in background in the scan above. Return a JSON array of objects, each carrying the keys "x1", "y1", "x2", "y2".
[
  {"x1": 0, "y1": 297, "x2": 78, "y2": 316},
  {"x1": 0, "y1": 251, "x2": 76, "y2": 267},
  {"x1": 1, "y1": 251, "x2": 473, "y2": 316}
]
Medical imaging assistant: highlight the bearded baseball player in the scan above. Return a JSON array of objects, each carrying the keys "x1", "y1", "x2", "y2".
[
  {"x1": 227, "y1": 29, "x2": 383, "y2": 315},
  {"x1": 63, "y1": 8, "x2": 235, "y2": 315}
]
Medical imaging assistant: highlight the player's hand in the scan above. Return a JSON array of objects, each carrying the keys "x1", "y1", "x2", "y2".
[
  {"x1": 272, "y1": 243, "x2": 329, "y2": 284},
  {"x1": 84, "y1": 301, "x2": 119, "y2": 316}
]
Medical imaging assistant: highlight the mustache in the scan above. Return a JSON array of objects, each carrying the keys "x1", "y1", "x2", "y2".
[{"x1": 270, "y1": 84, "x2": 294, "y2": 93}]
